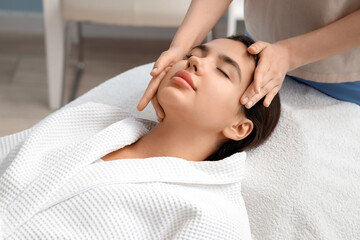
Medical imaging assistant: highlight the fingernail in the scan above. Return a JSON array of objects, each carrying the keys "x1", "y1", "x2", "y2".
[
  {"x1": 151, "y1": 68, "x2": 157, "y2": 73},
  {"x1": 247, "y1": 100, "x2": 253, "y2": 107},
  {"x1": 242, "y1": 97, "x2": 248, "y2": 104}
]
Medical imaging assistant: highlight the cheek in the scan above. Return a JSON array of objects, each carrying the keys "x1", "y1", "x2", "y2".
[
  {"x1": 156, "y1": 64, "x2": 241, "y2": 130},
  {"x1": 156, "y1": 61, "x2": 193, "y2": 113},
  {"x1": 157, "y1": 61, "x2": 188, "y2": 92},
  {"x1": 191, "y1": 81, "x2": 240, "y2": 129}
]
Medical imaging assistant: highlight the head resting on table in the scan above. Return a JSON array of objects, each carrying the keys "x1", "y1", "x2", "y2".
[{"x1": 157, "y1": 34, "x2": 281, "y2": 160}]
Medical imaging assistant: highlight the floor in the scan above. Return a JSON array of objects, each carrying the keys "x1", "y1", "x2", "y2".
[{"x1": 0, "y1": 32, "x2": 171, "y2": 136}]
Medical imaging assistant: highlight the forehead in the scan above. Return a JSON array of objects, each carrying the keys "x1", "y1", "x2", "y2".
[
  {"x1": 204, "y1": 38, "x2": 249, "y2": 63},
  {"x1": 203, "y1": 38, "x2": 256, "y2": 85}
]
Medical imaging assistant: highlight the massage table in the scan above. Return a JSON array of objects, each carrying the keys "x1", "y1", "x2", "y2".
[{"x1": 1, "y1": 62, "x2": 359, "y2": 239}]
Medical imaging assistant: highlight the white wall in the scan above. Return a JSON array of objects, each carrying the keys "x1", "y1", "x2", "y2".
[{"x1": 0, "y1": 10, "x2": 230, "y2": 40}]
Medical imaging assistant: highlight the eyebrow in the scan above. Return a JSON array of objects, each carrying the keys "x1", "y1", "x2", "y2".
[{"x1": 191, "y1": 44, "x2": 242, "y2": 81}]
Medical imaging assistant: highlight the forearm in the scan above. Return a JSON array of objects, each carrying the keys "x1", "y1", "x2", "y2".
[
  {"x1": 276, "y1": 9, "x2": 360, "y2": 71},
  {"x1": 170, "y1": 0, "x2": 232, "y2": 52}
]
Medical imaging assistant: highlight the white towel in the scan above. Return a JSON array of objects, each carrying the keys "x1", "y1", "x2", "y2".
[{"x1": 0, "y1": 102, "x2": 252, "y2": 240}]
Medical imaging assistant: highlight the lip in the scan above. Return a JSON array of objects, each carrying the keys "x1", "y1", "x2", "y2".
[{"x1": 171, "y1": 70, "x2": 196, "y2": 91}]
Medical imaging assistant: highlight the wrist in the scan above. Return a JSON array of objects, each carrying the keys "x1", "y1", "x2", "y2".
[
  {"x1": 169, "y1": 44, "x2": 188, "y2": 52},
  {"x1": 169, "y1": 39, "x2": 193, "y2": 55},
  {"x1": 275, "y1": 39, "x2": 305, "y2": 72},
  {"x1": 168, "y1": 44, "x2": 190, "y2": 60},
  {"x1": 169, "y1": 27, "x2": 202, "y2": 55}
]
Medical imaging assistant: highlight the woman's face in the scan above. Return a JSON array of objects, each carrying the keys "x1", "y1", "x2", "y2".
[{"x1": 157, "y1": 38, "x2": 256, "y2": 134}]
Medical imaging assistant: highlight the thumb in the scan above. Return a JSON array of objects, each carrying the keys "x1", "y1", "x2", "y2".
[
  {"x1": 150, "y1": 61, "x2": 163, "y2": 77},
  {"x1": 150, "y1": 52, "x2": 172, "y2": 77},
  {"x1": 247, "y1": 41, "x2": 267, "y2": 54}
]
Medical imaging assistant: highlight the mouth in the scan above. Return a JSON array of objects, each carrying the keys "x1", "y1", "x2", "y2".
[{"x1": 171, "y1": 70, "x2": 196, "y2": 91}]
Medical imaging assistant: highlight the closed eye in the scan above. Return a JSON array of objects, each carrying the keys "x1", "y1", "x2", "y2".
[
  {"x1": 187, "y1": 53, "x2": 230, "y2": 79},
  {"x1": 217, "y1": 67, "x2": 230, "y2": 79}
]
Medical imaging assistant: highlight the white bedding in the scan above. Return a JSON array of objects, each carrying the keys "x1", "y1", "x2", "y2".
[{"x1": 1, "y1": 62, "x2": 360, "y2": 239}]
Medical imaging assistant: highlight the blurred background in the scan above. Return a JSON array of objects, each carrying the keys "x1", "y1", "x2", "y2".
[{"x1": 0, "y1": 0, "x2": 245, "y2": 136}]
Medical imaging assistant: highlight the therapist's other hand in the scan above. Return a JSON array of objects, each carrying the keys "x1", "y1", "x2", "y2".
[
  {"x1": 137, "y1": 67, "x2": 171, "y2": 122},
  {"x1": 241, "y1": 41, "x2": 290, "y2": 108},
  {"x1": 150, "y1": 46, "x2": 187, "y2": 77}
]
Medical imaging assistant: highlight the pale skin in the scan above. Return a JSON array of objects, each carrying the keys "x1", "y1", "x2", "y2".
[
  {"x1": 137, "y1": 0, "x2": 360, "y2": 121},
  {"x1": 102, "y1": 39, "x2": 256, "y2": 162}
]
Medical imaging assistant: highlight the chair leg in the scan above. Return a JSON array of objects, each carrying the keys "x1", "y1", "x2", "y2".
[
  {"x1": 68, "y1": 22, "x2": 85, "y2": 102},
  {"x1": 43, "y1": 0, "x2": 66, "y2": 110}
]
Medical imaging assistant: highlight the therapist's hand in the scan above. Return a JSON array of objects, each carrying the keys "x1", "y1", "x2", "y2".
[
  {"x1": 241, "y1": 41, "x2": 290, "y2": 108},
  {"x1": 137, "y1": 46, "x2": 187, "y2": 122},
  {"x1": 137, "y1": 67, "x2": 170, "y2": 122},
  {"x1": 150, "y1": 46, "x2": 187, "y2": 77}
]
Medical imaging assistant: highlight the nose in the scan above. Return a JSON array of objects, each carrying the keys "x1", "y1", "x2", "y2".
[{"x1": 187, "y1": 56, "x2": 203, "y2": 75}]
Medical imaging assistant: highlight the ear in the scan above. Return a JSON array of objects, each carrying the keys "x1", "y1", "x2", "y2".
[{"x1": 222, "y1": 118, "x2": 254, "y2": 141}]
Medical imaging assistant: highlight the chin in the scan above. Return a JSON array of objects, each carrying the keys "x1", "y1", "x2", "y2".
[{"x1": 157, "y1": 86, "x2": 192, "y2": 120}]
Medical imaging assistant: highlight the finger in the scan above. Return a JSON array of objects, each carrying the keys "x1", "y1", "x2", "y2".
[
  {"x1": 150, "y1": 66, "x2": 159, "y2": 77},
  {"x1": 157, "y1": 117, "x2": 164, "y2": 123},
  {"x1": 137, "y1": 80, "x2": 158, "y2": 111},
  {"x1": 150, "y1": 52, "x2": 173, "y2": 77},
  {"x1": 139, "y1": 67, "x2": 172, "y2": 111},
  {"x1": 245, "y1": 79, "x2": 277, "y2": 109},
  {"x1": 153, "y1": 93, "x2": 165, "y2": 123},
  {"x1": 163, "y1": 66, "x2": 172, "y2": 74},
  {"x1": 252, "y1": 58, "x2": 270, "y2": 94},
  {"x1": 240, "y1": 81, "x2": 258, "y2": 105},
  {"x1": 247, "y1": 41, "x2": 269, "y2": 55},
  {"x1": 137, "y1": 70, "x2": 167, "y2": 111},
  {"x1": 241, "y1": 65, "x2": 269, "y2": 102},
  {"x1": 151, "y1": 94, "x2": 165, "y2": 119},
  {"x1": 264, "y1": 85, "x2": 281, "y2": 107}
]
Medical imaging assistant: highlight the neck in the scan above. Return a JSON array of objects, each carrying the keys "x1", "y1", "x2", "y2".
[{"x1": 127, "y1": 116, "x2": 225, "y2": 161}]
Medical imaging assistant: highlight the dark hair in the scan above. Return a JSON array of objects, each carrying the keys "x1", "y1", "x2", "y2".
[{"x1": 206, "y1": 34, "x2": 281, "y2": 161}]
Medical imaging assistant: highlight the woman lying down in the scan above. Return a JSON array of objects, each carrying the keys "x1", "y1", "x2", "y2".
[{"x1": 0, "y1": 35, "x2": 280, "y2": 239}]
